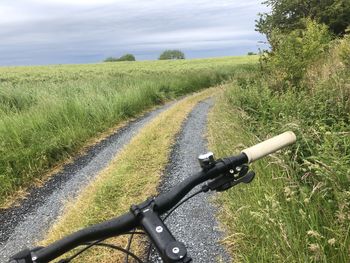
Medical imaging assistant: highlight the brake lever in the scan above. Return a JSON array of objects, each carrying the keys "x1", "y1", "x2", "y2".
[{"x1": 202, "y1": 165, "x2": 255, "y2": 192}]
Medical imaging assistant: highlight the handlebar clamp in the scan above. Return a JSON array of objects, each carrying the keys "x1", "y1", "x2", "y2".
[{"x1": 130, "y1": 200, "x2": 192, "y2": 263}]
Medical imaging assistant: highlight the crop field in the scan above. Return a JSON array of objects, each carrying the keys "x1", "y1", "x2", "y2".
[{"x1": 0, "y1": 56, "x2": 257, "y2": 206}]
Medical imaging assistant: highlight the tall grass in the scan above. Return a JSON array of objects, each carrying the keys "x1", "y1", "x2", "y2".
[
  {"x1": 0, "y1": 56, "x2": 257, "y2": 206},
  {"x1": 209, "y1": 38, "x2": 350, "y2": 262}
]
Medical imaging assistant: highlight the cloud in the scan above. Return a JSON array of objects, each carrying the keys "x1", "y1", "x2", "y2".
[{"x1": 0, "y1": 0, "x2": 269, "y2": 65}]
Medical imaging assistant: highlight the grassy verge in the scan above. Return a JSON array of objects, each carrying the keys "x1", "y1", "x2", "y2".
[
  {"x1": 208, "y1": 62, "x2": 349, "y2": 262},
  {"x1": 208, "y1": 87, "x2": 297, "y2": 262},
  {"x1": 40, "y1": 88, "x2": 217, "y2": 262},
  {"x1": 0, "y1": 56, "x2": 257, "y2": 206}
]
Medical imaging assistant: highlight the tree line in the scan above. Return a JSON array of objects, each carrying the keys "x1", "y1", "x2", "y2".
[
  {"x1": 257, "y1": 0, "x2": 350, "y2": 51},
  {"x1": 256, "y1": 0, "x2": 350, "y2": 89},
  {"x1": 104, "y1": 49, "x2": 185, "y2": 62}
]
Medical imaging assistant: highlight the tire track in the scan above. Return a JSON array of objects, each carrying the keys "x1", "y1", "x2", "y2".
[
  {"x1": 151, "y1": 98, "x2": 230, "y2": 262},
  {"x1": 0, "y1": 102, "x2": 174, "y2": 261}
]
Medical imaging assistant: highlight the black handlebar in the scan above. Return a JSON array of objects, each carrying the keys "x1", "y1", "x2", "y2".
[
  {"x1": 11, "y1": 153, "x2": 248, "y2": 263},
  {"x1": 153, "y1": 154, "x2": 247, "y2": 213}
]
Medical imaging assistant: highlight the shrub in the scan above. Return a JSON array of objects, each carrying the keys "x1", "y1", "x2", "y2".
[{"x1": 265, "y1": 19, "x2": 331, "y2": 90}]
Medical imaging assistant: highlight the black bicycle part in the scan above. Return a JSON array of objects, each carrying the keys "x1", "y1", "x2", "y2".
[
  {"x1": 84, "y1": 242, "x2": 144, "y2": 263},
  {"x1": 125, "y1": 229, "x2": 135, "y2": 263},
  {"x1": 57, "y1": 240, "x2": 144, "y2": 263},
  {"x1": 153, "y1": 154, "x2": 247, "y2": 214},
  {"x1": 131, "y1": 199, "x2": 191, "y2": 263},
  {"x1": 9, "y1": 247, "x2": 43, "y2": 263},
  {"x1": 202, "y1": 163, "x2": 255, "y2": 192},
  {"x1": 58, "y1": 239, "x2": 103, "y2": 263},
  {"x1": 146, "y1": 189, "x2": 204, "y2": 262},
  {"x1": 163, "y1": 189, "x2": 204, "y2": 222}
]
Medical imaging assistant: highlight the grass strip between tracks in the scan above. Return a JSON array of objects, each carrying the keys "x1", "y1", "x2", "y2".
[{"x1": 40, "y1": 88, "x2": 217, "y2": 262}]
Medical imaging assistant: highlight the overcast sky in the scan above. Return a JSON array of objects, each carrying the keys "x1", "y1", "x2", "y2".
[{"x1": 0, "y1": 0, "x2": 269, "y2": 66}]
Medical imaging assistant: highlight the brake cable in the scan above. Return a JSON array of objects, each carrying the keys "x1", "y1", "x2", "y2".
[
  {"x1": 59, "y1": 232, "x2": 146, "y2": 263},
  {"x1": 125, "y1": 228, "x2": 136, "y2": 263}
]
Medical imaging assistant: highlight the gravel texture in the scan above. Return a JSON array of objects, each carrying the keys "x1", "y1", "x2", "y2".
[
  {"x1": 0, "y1": 102, "x2": 174, "y2": 261},
  {"x1": 151, "y1": 98, "x2": 230, "y2": 262}
]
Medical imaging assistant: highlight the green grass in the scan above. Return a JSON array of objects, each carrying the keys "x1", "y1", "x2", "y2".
[
  {"x1": 0, "y1": 56, "x2": 257, "y2": 206},
  {"x1": 208, "y1": 49, "x2": 350, "y2": 262}
]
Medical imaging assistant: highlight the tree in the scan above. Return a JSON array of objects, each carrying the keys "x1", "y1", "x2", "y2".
[
  {"x1": 256, "y1": 0, "x2": 350, "y2": 44},
  {"x1": 158, "y1": 50, "x2": 185, "y2": 60},
  {"x1": 117, "y1": 54, "x2": 135, "y2": 61},
  {"x1": 104, "y1": 54, "x2": 135, "y2": 62}
]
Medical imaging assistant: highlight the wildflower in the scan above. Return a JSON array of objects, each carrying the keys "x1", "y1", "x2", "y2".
[
  {"x1": 299, "y1": 209, "x2": 306, "y2": 219},
  {"x1": 327, "y1": 238, "x2": 336, "y2": 246},
  {"x1": 308, "y1": 243, "x2": 321, "y2": 253},
  {"x1": 307, "y1": 230, "x2": 322, "y2": 238},
  {"x1": 284, "y1": 186, "x2": 292, "y2": 197},
  {"x1": 271, "y1": 200, "x2": 279, "y2": 210}
]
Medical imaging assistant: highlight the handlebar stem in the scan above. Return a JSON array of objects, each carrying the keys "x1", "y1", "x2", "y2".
[{"x1": 130, "y1": 201, "x2": 191, "y2": 263}]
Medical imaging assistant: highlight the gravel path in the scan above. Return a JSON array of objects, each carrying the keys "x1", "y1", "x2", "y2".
[
  {"x1": 0, "y1": 102, "x2": 174, "y2": 261},
  {"x1": 151, "y1": 98, "x2": 230, "y2": 262}
]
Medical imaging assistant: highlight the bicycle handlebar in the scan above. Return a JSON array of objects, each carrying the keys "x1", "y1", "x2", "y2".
[
  {"x1": 10, "y1": 131, "x2": 296, "y2": 263},
  {"x1": 154, "y1": 153, "x2": 247, "y2": 214},
  {"x1": 31, "y1": 154, "x2": 249, "y2": 262}
]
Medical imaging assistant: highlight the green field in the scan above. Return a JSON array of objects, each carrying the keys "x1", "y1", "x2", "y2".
[{"x1": 0, "y1": 56, "x2": 257, "y2": 206}]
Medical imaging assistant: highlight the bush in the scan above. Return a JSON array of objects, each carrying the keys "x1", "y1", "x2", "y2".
[
  {"x1": 265, "y1": 19, "x2": 331, "y2": 90},
  {"x1": 159, "y1": 50, "x2": 185, "y2": 60},
  {"x1": 247, "y1": 52, "x2": 257, "y2": 56}
]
